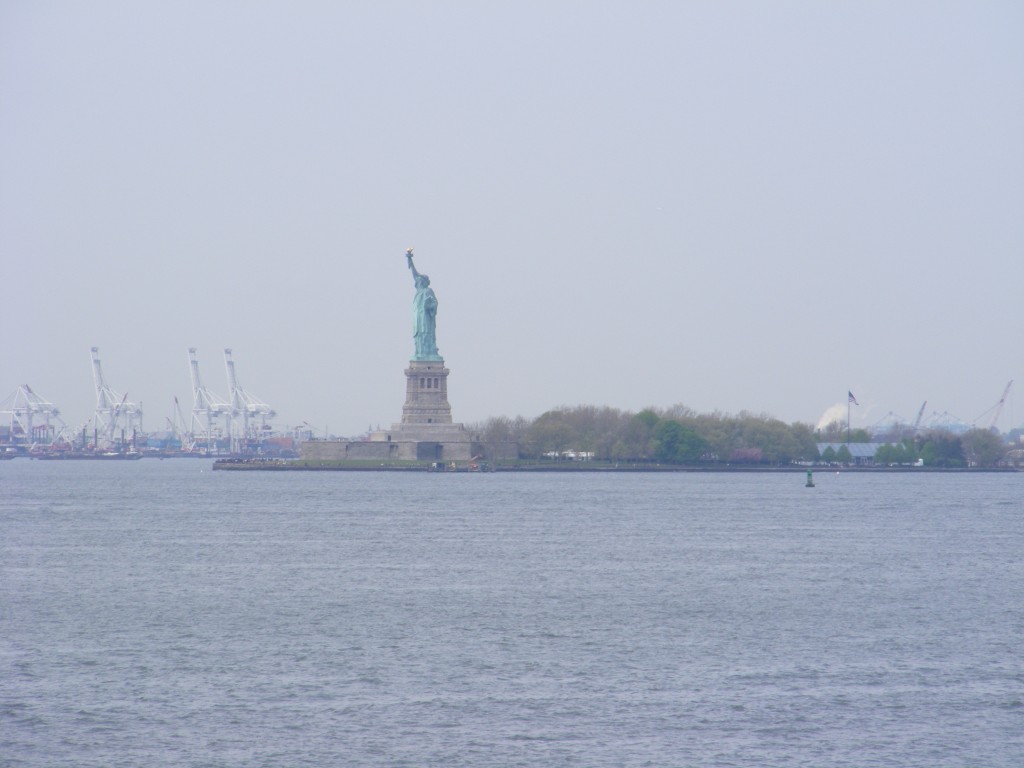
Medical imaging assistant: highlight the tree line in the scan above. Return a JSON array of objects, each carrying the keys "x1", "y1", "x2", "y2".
[{"x1": 469, "y1": 405, "x2": 1011, "y2": 468}]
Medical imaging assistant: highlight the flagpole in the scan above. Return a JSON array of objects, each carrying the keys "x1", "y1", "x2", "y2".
[{"x1": 846, "y1": 391, "x2": 858, "y2": 444}]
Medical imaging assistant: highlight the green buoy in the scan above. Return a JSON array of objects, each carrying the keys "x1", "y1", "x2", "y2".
[{"x1": 805, "y1": 469, "x2": 815, "y2": 488}]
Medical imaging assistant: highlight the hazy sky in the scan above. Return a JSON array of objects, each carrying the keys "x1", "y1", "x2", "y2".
[{"x1": 3, "y1": 1, "x2": 1022, "y2": 437}]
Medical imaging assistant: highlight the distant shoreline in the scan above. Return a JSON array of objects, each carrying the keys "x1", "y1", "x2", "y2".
[{"x1": 211, "y1": 459, "x2": 1020, "y2": 473}]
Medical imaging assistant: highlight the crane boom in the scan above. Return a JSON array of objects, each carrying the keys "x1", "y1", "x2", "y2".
[
  {"x1": 989, "y1": 380, "x2": 1013, "y2": 430},
  {"x1": 913, "y1": 401, "x2": 927, "y2": 432}
]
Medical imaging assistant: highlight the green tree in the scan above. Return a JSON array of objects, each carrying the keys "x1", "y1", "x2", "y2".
[
  {"x1": 472, "y1": 415, "x2": 530, "y2": 444},
  {"x1": 960, "y1": 428, "x2": 1007, "y2": 467},
  {"x1": 898, "y1": 439, "x2": 919, "y2": 464},
  {"x1": 874, "y1": 443, "x2": 896, "y2": 464},
  {"x1": 635, "y1": 409, "x2": 660, "y2": 429},
  {"x1": 836, "y1": 444, "x2": 853, "y2": 464},
  {"x1": 691, "y1": 411, "x2": 732, "y2": 461},
  {"x1": 918, "y1": 431, "x2": 963, "y2": 467},
  {"x1": 848, "y1": 428, "x2": 871, "y2": 443},
  {"x1": 612, "y1": 410, "x2": 659, "y2": 461},
  {"x1": 818, "y1": 419, "x2": 846, "y2": 441},
  {"x1": 790, "y1": 423, "x2": 821, "y2": 462},
  {"x1": 713, "y1": 412, "x2": 816, "y2": 465},
  {"x1": 653, "y1": 420, "x2": 707, "y2": 464},
  {"x1": 876, "y1": 442, "x2": 917, "y2": 465},
  {"x1": 524, "y1": 405, "x2": 636, "y2": 460},
  {"x1": 527, "y1": 410, "x2": 575, "y2": 457},
  {"x1": 506, "y1": 403, "x2": 902, "y2": 465}
]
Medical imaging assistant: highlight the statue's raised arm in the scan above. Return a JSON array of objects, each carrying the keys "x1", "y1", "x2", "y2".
[{"x1": 405, "y1": 248, "x2": 421, "y2": 282}]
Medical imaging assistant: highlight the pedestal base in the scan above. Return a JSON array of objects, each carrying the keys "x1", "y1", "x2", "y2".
[
  {"x1": 392, "y1": 358, "x2": 471, "y2": 460},
  {"x1": 401, "y1": 360, "x2": 454, "y2": 425}
]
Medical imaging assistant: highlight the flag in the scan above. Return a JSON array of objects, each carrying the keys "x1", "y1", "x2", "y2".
[{"x1": 848, "y1": 391, "x2": 859, "y2": 405}]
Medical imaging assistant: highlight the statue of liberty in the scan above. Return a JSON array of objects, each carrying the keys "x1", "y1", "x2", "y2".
[{"x1": 405, "y1": 249, "x2": 442, "y2": 361}]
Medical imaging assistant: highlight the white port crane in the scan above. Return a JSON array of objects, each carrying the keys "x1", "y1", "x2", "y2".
[
  {"x1": 90, "y1": 347, "x2": 142, "y2": 448},
  {"x1": 1, "y1": 385, "x2": 65, "y2": 447},
  {"x1": 188, "y1": 348, "x2": 231, "y2": 454},
  {"x1": 224, "y1": 348, "x2": 275, "y2": 452}
]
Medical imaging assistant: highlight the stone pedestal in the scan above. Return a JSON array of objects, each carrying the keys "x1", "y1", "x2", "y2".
[
  {"x1": 400, "y1": 360, "x2": 453, "y2": 425},
  {"x1": 389, "y1": 358, "x2": 472, "y2": 461}
]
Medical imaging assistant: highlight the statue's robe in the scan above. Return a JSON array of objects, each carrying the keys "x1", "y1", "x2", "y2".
[{"x1": 413, "y1": 283, "x2": 439, "y2": 359}]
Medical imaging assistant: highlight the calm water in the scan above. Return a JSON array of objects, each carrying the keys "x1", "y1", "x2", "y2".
[{"x1": 1, "y1": 461, "x2": 1021, "y2": 767}]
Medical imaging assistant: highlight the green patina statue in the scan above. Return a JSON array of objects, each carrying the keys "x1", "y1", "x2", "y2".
[{"x1": 405, "y1": 249, "x2": 442, "y2": 361}]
